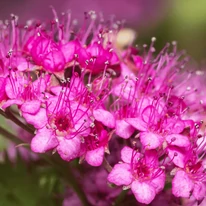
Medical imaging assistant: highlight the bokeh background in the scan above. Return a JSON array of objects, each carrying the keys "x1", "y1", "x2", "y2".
[{"x1": 0, "y1": 0, "x2": 205, "y2": 61}]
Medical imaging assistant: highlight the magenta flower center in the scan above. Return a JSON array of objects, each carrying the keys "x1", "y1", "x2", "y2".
[
  {"x1": 82, "y1": 122, "x2": 108, "y2": 151},
  {"x1": 21, "y1": 84, "x2": 36, "y2": 100},
  {"x1": 54, "y1": 115, "x2": 70, "y2": 131},
  {"x1": 133, "y1": 161, "x2": 150, "y2": 179},
  {"x1": 84, "y1": 135, "x2": 100, "y2": 151},
  {"x1": 186, "y1": 161, "x2": 202, "y2": 175}
]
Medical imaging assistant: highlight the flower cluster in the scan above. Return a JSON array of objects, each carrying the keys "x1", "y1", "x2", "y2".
[{"x1": 0, "y1": 11, "x2": 206, "y2": 205}]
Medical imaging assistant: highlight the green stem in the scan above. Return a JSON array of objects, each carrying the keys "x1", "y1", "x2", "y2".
[
  {"x1": 113, "y1": 190, "x2": 128, "y2": 206},
  {"x1": 0, "y1": 109, "x2": 35, "y2": 134},
  {"x1": 0, "y1": 125, "x2": 22, "y2": 144}
]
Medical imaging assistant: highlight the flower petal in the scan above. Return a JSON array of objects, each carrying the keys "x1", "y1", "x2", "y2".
[
  {"x1": 5, "y1": 78, "x2": 17, "y2": 99},
  {"x1": 61, "y1": 41, "x2": 76, "y2": 62},
  {"x1": 93, "y1": 109, "x2": 115, "y2": 128},
  {"x1": 57, "y1": 137, "x2": 81, "y2": 162},
  {"x1": 167, "y1": 146, "x2": 186, "y2": 168},
  {"x1": 145, "y1": 150, "x2": 159, "y2": 167},
  {"x1": 116, "y1": 120, "x2": 135, "y2": 139},
  {"x1": 21, "y1": 100, "x2": 41, "y2": 114},
  {"x1": 85, "y1": 146, "x2": 104, "y2": 167},
  {"x1": 2, "y1": 99, "x2": 23, "y2": 109},
  {"x1": 166, "y1": 134, "x2": 190, "y2": 148},
  {"x1": 126, "y1": 117, "x2": 147, "y2": 131},
  {"x1": 121, "y1": 146, "x2": 139, "y2": 164},
  {"x1": 193, "y1": 182, "x2": 206, "y2": 201},
  {"x1": 131, "y1": 180, "x2": 156, "y2": 204},
  {"x1": 140, "y1": 132, "x2": 164, "y2": 149},
  {"x1": 0, "y1": 77, "x2": 6, "y2": 101},
  {"x1": 22, "y1": 108, "x2": 47, "y2": 129},
  {"x1": 31, "y1": 128, "x2": 58, "y2": 153},
  {"x1": 150, "y1": 171, "x2": 166, "y2": 193},
  {"x1": 107, "y1": 163, "x2": 132, "y2": 186},
  {"x1": 172, "y1": 170, "x2": 194, "y2": 198}
]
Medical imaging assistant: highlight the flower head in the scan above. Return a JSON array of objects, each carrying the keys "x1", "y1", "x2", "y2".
[{"x1": 108, "y1": 146, "x2": 165, "y2": 204}]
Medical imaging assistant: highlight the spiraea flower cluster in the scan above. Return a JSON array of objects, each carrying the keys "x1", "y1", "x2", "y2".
[{"x1": 0, "y1": 11, "x2": 206, "y2": 205}]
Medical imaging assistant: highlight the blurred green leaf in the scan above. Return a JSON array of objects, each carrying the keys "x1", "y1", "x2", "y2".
[
  {"x1": 0, "y1": 155, "x2": 63, "y2": 206},
  {"x1": 0, "y1": 116, "x2": 9, "y2": 151}
]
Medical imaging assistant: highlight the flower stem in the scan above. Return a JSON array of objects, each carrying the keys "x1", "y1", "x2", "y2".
[
  {"x1": 0, "y1": 125, "x2": 22, "y2": 144},
  {"x1": 103, "y1": 157, "x2": 112, "y2": 172},
  {"x1": 113, "y1": 190, "x2": 128, "y2": 206},
  {"x1": 0, "y1": 109, "x2": 35, "y2": 134}
]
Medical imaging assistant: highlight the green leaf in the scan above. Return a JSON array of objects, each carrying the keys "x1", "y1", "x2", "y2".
[{"x1": 0, "y1": 155, "x2": 63, "y2": 206}]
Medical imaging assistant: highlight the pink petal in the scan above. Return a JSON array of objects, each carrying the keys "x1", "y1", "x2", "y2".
[
  {"x1": 21, "y1": 100, "x2": 41, "y2": 114},
  {"x1": 165, "y1": 118, "x2": 185, "y2": 134},
  {"x1": 93, "y1": 109, "x2": 115, "y2": 128},
  {"x1": 31, "y1": 128, "x2": 58, "y2": 153},
  {"x1": 121, "y1": 146, "x2": 140, "y2": 164},
  {"x1": 141, "y1": 105, "x2": 160, "y2": 125},
  {"x1": 85, "y1": 146, "x2": 104, "y2": 167},
  {"x1": 193, "y1": 182, "x2": 206, "y2": 201},
  {"x1": 33, "y1": 78, "x2": 46, "y2": 93},
  {"x1": 22, "y1": 108, "x2": 47, "y2": 129},
  {"x1": 140, "y1": 132, "x2": 164, "y2": 149},
  {"x1": 50, "y1": 86, "x2": 62, "y2": 96},
  {"x1": 116, "y1": 120, "x2": 135, "y2": 139},
  {"x1": 126, "y1": 117, "x2": 147, "y2": 131},
  {"x1": 57, "y1": 137, "x2": 81, "y2": 162},
  {"x1": 150, "y1": 171, "x2": 166, "y2": 193},
  {"x1": 43, "y1": 50, "x2": 65, "y2": 72},
  {"x1": 131, "y1": 180, "x2": 156, "y2": 204},
  {"x1": 172, "y1": 170, "x2": 194, "y2": 198},
  {"x1": 16, "y1": 58, "x2": 35, "y2": 71},
  {"x1": 0, "y1": 77, "x2": 6, "y2": 101},
  {"x1": 107, "y1": 163, "x2": 133, "y2": 186},
  {"x1": 5, "y1": 78, "x2": 17, "y2": 99},
  {"x1": 2, "y1": 99, "x2": 23, "y2": 109},
  {"x1": 167, "y1": 146, "x2": 186, "y2": 168},
  {"x1": 112, "y1": 80, "x2": 136, "y2": 100},
  {"x1": 166, "y1": 134, "x2": 190, "y2": 147},
  {"x1": 145, "y1": 150, "x2": 159, "y2": 167},
  {"x1": 61, "y1": 41, "x2": 76, "y2": 62}
]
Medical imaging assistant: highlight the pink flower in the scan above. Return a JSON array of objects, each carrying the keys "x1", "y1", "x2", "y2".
[
  {"x1": 24, "y1": 32, "x2": 66, "y2": 72},
  {"x1": 78, "y1": 41, "x2": 117, "y2": 74},
  {"x1": 172, "y1": 154, "x2": 206, "y2": 201},
  {"x1": 26, "y1": 81, "x2": 93, "y2": 163},
  {"x1": 108, "y1": 146, "x2": 165, "y2": 204},
  {"x1": 2, "y1": 71, "x2": 46, "y2": 115},
  {"x1": 80, "y1": 121, "x2": 109, "y2": 166},
  {"x1": 29, "y1": 96, "x2": 91, "y2": 151}
]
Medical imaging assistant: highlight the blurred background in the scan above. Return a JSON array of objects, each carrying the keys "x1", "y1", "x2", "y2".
[{"x1": 0, "y1": 0, "x2": 205, "y2": 61}]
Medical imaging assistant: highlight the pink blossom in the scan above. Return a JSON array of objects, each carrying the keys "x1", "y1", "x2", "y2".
[
  {"x1": 80, "y1": 121, "x2": 109, "y2": 166},
  {"x1": 108, "y1": 146, "x2": 165, "y2": 204},
  {"x1": 25, "y1": 32, "x2": 66, "y2": 72},
  {"x1": 30, "y1": 94, "x2": 91, "y2": 156},
  {"x1": 2, "y1": 71, "x2": 46, "y2": 115},
  {"x1": 172, "y1": 155, "x2": 206, "y2": 201}
]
